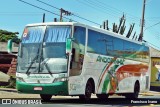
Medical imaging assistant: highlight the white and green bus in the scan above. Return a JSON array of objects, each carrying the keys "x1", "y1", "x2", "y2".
[{"x1": 8, "y1": 22, "x2": 150, "y2": 101}]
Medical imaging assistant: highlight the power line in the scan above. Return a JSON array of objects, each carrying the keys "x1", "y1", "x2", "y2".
[
  {"x1": 84, "y1": 0, "x2": 122, "y2": 16},
  {"x1": 144, "y1": 21, "x2": 160, "y2": 31},
  {"x1": 93, "y1": 0, "x2": 122, "y2": 14},
  {"x1": 145, "y1": 40, "x2": 160, "y2": 50},
  {"x1": 76, "y1": 0, "x2": 118, "y2": 18},
  {"x1": 146, "y1": 0, "x2": 153, "y2": 4},
  {"x1": 36, "y1": 0, "x2": 140, "y2": 27},
  {"x1": 145, "y1": 17, "x2": 160, "y2": 20},
  {"x1": 36, "y1": 0, "x2": 101, "y2": 26},
  {"x1": 37, "y1": 0, "x2": 60, "y2": 10},
  {"x1": 19, "y1": 0, "x2": 73, "y2": 21},
  {"x1": 91, "y1": 0, "x2": 140, "y2": 21},
  {"x1": 0, "y1": 12, "x2": 43, "y2": 15},
  {"x1": 76, "y1": 0, "x2": 140, "y2": 27},
  {"x1": 143, "y1": 21, "x2": 160, "y2": 43}
]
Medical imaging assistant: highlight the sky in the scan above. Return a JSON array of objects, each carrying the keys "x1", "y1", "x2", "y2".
[{"x1": 0, "y1": 0, "x2": 160, "y2": 49}]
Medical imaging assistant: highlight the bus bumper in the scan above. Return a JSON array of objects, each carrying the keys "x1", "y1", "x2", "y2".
[{"x1": 16, "y1": 80, "x2": 68, "y2": 95}]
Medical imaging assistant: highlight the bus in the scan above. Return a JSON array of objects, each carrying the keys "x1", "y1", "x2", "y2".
[
  {"x1": 8, "y1": 22, "x2": 150, "y2": 101},
  {"x1": 150, "y1": 47, "x2": 160, "y2": 91}
]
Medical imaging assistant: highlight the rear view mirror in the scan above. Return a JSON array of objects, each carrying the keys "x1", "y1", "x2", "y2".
[
  {"x1": 7, "y1": 39, "x2": 13, "y2": 54},
  {"x1": 7, "y1": 39, "x2": 18, "y2": 56},
  {"x1": 66, "y1": 38, "x2": 72, "y2": 54}
]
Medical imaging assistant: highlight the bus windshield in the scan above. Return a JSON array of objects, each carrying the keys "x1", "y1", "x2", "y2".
[{"x1": 17, "y1": 25, "x2": 71, "y2": 74}]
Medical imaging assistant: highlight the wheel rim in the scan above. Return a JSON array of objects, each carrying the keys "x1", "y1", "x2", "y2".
[
  {"x1": 134, "y1": 83, "x2": 139, "y2": 98},
  {"x1": 85, "y1": 83, "x2": 92, "y2": 98}
]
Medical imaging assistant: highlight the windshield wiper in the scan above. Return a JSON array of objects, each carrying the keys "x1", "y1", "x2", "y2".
[
  {"x1": 39, "y1": 58, "x2": 53, "y2": 77},
  {"x1": 26, "y1": 47, "x2": 40, "y2": 75}
]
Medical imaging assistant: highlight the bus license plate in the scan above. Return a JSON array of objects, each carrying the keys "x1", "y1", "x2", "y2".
[{"x1": 34, "y1": 87, "x2": 42, "y2": 91}]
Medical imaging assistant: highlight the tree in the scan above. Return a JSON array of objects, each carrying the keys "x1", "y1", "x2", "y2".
[
  {"x1": 101, "y1": 14, "x2": 136, "y2": 38},
  {"x1": 0, "y1": 29, "x2": 19, "y2": 42},
  {"x1": 126, "y1": 23, "x2": 135, "y2": 38}
]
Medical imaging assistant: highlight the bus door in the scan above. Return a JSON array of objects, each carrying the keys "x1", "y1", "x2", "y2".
[{"x1": 68, "y1": 26, "x2": 86, "y2": 95}]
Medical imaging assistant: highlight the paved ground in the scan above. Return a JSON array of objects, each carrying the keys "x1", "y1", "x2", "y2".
[
  {"x1": 0, "y1": 88, "x2": 40, "y2": 98},
  {"x1": 0, "y1": 72, "x2": 9, "y2": 82},
  {"x1": 0, "y1": 88, "x2": 160, "y2": 106},
  {"x1": 0, "y1": 71, "x2": 160, "y2": 106},
  {"x1": 0, "y1": 87, "x2": 160, "y2": 98}
]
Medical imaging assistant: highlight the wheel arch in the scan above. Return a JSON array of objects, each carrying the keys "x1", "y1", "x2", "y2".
[
  {"x1": 135, "y1": 80, "x2": 140, "y2": 92},
  {"x1": 87, "y1": 78, "x2": 95, "y2": 94}
]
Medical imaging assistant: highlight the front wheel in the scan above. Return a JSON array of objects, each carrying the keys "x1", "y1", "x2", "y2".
[
  {"x1": 96, "y1": 94, "x2": 109, "y2": 99},
  {"x1": 79, "y1": 81, "x2": 92, "y2": 101},
  {"x1": 40, "y1": 94, "x2": 52, "y2": 101}
]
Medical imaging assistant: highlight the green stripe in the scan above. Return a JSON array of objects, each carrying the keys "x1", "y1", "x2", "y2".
[
  {"x1": 16, "y1": 80, "x2": 68, "y2": 95},
  {"x1": 102, "y1": 74, "x2": 110, "y2": 93},
  {"x1": 101, "y1": 65, "x2": 119, "y2": 93}
]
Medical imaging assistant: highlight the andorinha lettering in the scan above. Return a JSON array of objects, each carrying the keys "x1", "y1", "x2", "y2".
[{"x1": 96, "y1": 56, "x2": 124, "y2": 65}]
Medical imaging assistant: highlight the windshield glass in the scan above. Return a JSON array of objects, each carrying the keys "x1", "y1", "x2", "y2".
[
  {"x1": 41, "y1": 26, "x2": 71, "y2": 73},
  {"x1": 17, "y1": 26, "x2": 45, "y2": 73},
  {"x1": 17, "y1": 25, "x2": 71, "y2": 74}
]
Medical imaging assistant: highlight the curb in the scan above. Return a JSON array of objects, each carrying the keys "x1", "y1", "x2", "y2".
[
  {"x1": 0, "y1": 88, "x2": 17, "y2": 92},
  {"x1": 140, "y1": 91, "x2": 160, "y2": 96}
]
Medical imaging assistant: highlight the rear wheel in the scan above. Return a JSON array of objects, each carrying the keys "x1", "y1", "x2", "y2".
[
  {"x1": 40, "y1": 94, "x2": 52, "y2": 101},
  {"x1": 96, "y1": 94, "x2": 109, "y2": 99},
  {"x1": 79, "y1": 81, "x2": 92, "y2": 101},
  {"x1": 125, "y1": 82, "x2": 140, "y2": 99}
]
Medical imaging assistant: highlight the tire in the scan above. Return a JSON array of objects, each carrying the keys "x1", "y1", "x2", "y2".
[
  {"x1": 125, "y1": 82, "x2": 140, "y2": 99},
  {"x1": 40, "y1": 94, "x2": 52, "y2": 101},
  {"x1": 79, "y1": 81, "x2": 92, "y2": 101},
  {"x1": 96, "y1": 94, "x2": 109, "y2": 99}
]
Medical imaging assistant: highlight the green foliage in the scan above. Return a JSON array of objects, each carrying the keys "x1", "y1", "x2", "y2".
[
  {"x1": 113, "y1": 23, "x2": 118, "y2": 33},
  {"x1": 120, "y1": 19, "x2": 126, "y2": 35},
  {"x1": 126, "y1": 23, "x2": 135, "y2": 38},
  {"x1": 6, "y1": 76, "x2": 16, "y2": 88},
  {"x1": 0, "y1": 29, "x2": 19, "y2": 42},
  {"x1": 117, "y1": 14, "x2": 125, "y2": 33}
]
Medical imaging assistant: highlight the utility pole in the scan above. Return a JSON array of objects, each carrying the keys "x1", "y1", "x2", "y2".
[
  {"x1": 138, "y1": 0, "x2": 146, "y2": 41},
  {"x1": 42, "y1": 13, "x2": 45, "y2": 23},
  {"x1": 60, "y1": 8, "x2": 71, "y2": 22},
  {"x1": 60, "y1": 8, "x2": 63, "y2": 22}
]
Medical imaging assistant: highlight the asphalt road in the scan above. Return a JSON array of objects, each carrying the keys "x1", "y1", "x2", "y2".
[
  {"x1": 0, "y1": 104, "x2": 125, "y2": 107},
  {"x1": 41, "y1": 95, "x2": 160, "y2": 106},
  {"x1": 0, "y1": 88, "x2": 160, "y2": 107},
  {"x1": 0, "y1": 95, "x2": 160, "y2": 107},
  {"x1": 0, "y1": 98, "x2": 160, "y2": 107}
]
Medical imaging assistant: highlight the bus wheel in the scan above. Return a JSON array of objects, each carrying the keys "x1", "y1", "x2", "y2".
[
  {"x1": 79, "y1": 81, "x2": 92, "y2": 101},
  {"x1": 40, "y1": 94, "x2": 52, "y2": 101},
  {"x1": 125, "y1": 82, "x2": 140, "y2": 99},
  {"x1": 96, "y1": 94, "x2": 109, "y2": 99}
]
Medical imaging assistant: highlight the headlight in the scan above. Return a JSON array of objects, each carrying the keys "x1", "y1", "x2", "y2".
[
  {"x1": 16, "y1": 77, "x2": 25, "y2": 82},
  {"x1": 53, "y1": 77, "x2": 68, "y2": 82}
]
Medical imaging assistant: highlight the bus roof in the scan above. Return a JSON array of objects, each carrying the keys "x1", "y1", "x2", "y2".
[
  {"x1": 26, "y1": 22, "x2": 76, "y2": 26},
  {"x1": 26, "y1": 22, "x2": 148, "y2": 46}
]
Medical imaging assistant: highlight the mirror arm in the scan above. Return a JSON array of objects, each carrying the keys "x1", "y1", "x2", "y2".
[{"x1": 7, "y1": 39, "x2": 17, "y2": 56}]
